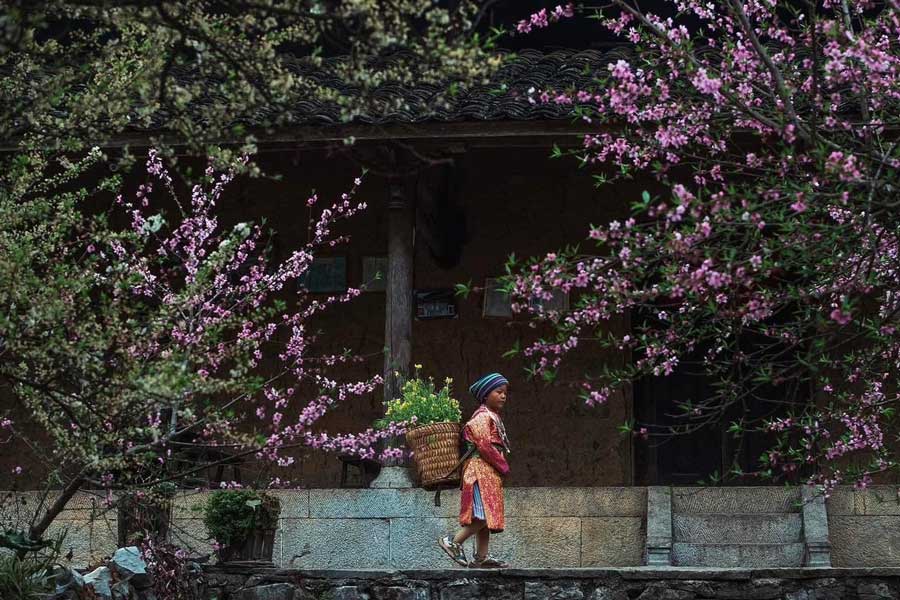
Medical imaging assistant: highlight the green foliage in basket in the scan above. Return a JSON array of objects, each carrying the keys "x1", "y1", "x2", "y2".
[
  {"x1": 375, "y1": 364, "x2": 461, "y2": 429},
  {"x1": 202, "y1": 490, "x2": 281, "y2": 547}
]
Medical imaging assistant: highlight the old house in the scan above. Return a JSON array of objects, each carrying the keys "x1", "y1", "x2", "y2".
[{"x1": 3, "y1": 7, "x2": 900, "y2": 594}]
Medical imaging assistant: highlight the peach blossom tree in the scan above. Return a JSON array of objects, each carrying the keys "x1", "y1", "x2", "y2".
[{"x1": 506, "y1": 0, "x2": 900, "y2": 494}]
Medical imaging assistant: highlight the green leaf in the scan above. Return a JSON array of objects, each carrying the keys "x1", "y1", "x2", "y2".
[{"x1": 454, "y1": 280, "x2": 473, "y2": 299}]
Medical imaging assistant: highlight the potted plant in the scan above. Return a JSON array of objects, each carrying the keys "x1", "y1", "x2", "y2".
[
  {"x1": 376, "y1": 365, "x2": 463, "y2": 488},
  {"x1": 117, "y1": 482, "x2": 177, "y2": 546},
  {"x1": 201, "y1": 489, "x2": 280, "y2": 563}
]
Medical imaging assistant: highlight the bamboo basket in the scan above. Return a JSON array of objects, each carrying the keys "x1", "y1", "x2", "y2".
[{"x1": 405, "y1": 421, "x2": 462, "y2": 488}]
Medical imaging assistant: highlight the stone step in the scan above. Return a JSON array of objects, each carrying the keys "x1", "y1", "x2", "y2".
[
  {"x1": 673, "y1": 513, "x2": 802, "y2": 544},
  {"x1": 672, "y1": 542, "x2": 805, "y2": 567},
  {"x1": 672, "y1": 486, "x2": 801, "y2": 514}
]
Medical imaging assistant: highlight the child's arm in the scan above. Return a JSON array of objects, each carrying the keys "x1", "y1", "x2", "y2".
[{"x1": 465, "y1": 414, "x2": 509, "y2": 476}]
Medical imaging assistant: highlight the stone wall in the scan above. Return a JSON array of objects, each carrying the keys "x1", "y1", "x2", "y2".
[
  {"x1": 6, "y1": 485, "x2": 900, "y2": 571},
  {"x1": 827, "y1": 487, "x2": 900, "y2": 567},
  {"x1": 204, "y1": 565, "x2": 900, "y2": 600},
  {"x1": 0, "y1": 487, "x2": 646, "y2": 570}
]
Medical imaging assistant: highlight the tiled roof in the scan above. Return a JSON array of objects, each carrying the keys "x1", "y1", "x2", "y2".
[{"x1": 152, "y1": 48, "x2": 626, "y2": 129}]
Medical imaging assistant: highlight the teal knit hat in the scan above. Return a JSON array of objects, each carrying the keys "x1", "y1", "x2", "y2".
[{"x1": 469, "y1": 373, "x2": 509, "y2": 404}]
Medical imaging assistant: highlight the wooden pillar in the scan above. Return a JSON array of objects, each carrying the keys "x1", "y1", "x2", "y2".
[
  {"x1": 371, "y1": 180, "x2": 417, "y2": 487},
  {"x1": 383, "y1": 181, "x2": 414, "y2": 404}
]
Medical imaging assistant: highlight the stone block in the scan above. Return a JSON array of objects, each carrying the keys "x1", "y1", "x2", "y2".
[
  {"x1": 389, "y1": 517, "x2": 467, "y2": 569},
  {"x1": 478, "y1": 516, "x2": 582, "y2": 568},
  {"x1": 672, "y1": 542, "x2": 804, "y2": 567},
  {"x1": 48, "y1": 519, "x2": 93, "y2": 568},
  {"x1": 413, "y1": 488, "x2": 461, "y2": 518},
  {"x1": 171, "y1": 491, "x2": 209, "y2": 520},
  {"x1": 58, "y1": 492, "x2": 105, "y2": 521},
  {"x1": 0, "y1": 491, "x2": 105, "y2": 526},
  {"x1": 829, "y1": 516, "x2": 900, "y2": 567},
  {"x1": 858, "y1": 487, "x2": 900, "y2": 516},
  {"x1": 581, "y1": 517, "x2": 644, "y2": 567},
  {"x1": 672, "y1": 487, "x2": 801, "y2": 514},
  {"x1": 646, "y1": 487, "x2": 672, "y2": 566},
  {"x1": 281, "y1": 518, "x2": 390, "y2": 569},
  {"x1": 273, "y1": 490, "x2": 311, "y2": 520},
  {"x1": 309, "y1": 489, "x2": 418, "y2": 518},
  {"x1": 524, "y1": 581, "x2": 585, "y2": 600},
  {"x1": 672, "y1": 514, "x2": 801, "y2": 544},
  {"x1": 504, "y1": 487, "x2": 646, "y2": 517},
  {"x1": 824, "y1": 487, "x2": 855, "y2": 516},
  {"x1": 169, "y1": 518, "x2": 215, "y2": 557},
  {"x1": 89, "y1": 513, "x2": 118, "y2": 565},
  {"x1": 800, "y1": 486, "x2": 829, "y2": 544},
  {"x1": 0, "y1": 493, "x2": 29, "y2": 529}
]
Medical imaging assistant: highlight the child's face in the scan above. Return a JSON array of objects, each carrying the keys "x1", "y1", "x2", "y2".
[{"x1": 484, "y1": 384, "x2": 508, "y2": 412}]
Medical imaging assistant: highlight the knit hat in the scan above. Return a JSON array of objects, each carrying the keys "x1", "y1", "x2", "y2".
[{"x1": 469, "y1": 372, "x2": 509, "y2": 404}]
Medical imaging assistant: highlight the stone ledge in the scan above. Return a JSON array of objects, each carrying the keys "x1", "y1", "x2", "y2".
[
  {"x1": 203, "y1": 566, "x2": 900, "y2": 600},
  {"x1": 203, "y1": 566, "x2": 900, "y2": 580}
]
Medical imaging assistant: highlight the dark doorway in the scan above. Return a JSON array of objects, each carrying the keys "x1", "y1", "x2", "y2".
[
  {"x1": 633, "y1": 369, "x2": 724, "y2": 485},
  {"x1": 632, "y1": 343, "x2": 806, "y2": 486}
]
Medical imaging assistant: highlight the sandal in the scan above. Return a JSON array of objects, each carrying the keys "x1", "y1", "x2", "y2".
[
  {"x1": 438, "y1": 535, "x2": 468, "y2": 567},
  {"x1": 468, "y1": 553, "x2": 509, "y2": 568}
]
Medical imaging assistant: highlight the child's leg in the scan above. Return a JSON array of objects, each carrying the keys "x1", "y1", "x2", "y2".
[
  {"x1": 475, "y1": 525, "x2": 490, "y2": 557},
  {"x1": 453, "y1": 520, "x2": 486, "y2": 545}
]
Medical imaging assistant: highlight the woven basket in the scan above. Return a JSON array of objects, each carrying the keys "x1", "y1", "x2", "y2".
[{"x1": 405, "y1": 421, "x2": 462, "y2": 488}]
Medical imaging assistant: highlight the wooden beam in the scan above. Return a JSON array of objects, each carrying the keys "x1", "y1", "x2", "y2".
[{"x1": 0, "y1": 120, "x2": 599, "y2": 153}]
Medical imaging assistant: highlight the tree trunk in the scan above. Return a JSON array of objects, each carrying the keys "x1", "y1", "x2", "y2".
[{"x1": 27, "y1": 475, "x2": 85, "y2": 545}]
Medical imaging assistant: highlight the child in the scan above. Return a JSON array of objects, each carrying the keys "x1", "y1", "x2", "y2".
[{"x1": 438, "y1": 372, "x2": 511, "y2": 568}]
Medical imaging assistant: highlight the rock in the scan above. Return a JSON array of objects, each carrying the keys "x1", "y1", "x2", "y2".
[
  {"x1": 589, "y1": 588, "x2": 628, "y2": 600},
  {"x1": 54, "y1": 566, "x2": 85, "y2": 595},
  {"x1": 714, "y1": 578, "x2": 783, "y2": 600},
  {"x1": 636, "y1": 583, "x2": 694, "y2": 600},
  {"x1": 785, "y1": 591, "x2": 811, "y2": 600},
  {"x1": 84, "y1": 566, "x2": 114, "y2": 600},
  {"x1": 810, "y1": 578, "x2": 845, "y2": 600},
  {"x1": 111, "y1": 546, "x2": 151, "y2": 588},
  {"x1": 112, "y1": 579, "x2": 134, "y2": 600},
  {"x1": 858, "y1": 583, "x2": 897, "y2": 600},
  {"x1": 328, "y1": 586, "x2": 371, "y2": 600},
  {"x1": 292, "y1": 588, "x2": 317, "y2": 600},
  {"x1": 233, "y1": 583, "x2": 297, "y2": 600},
  {"x1": 370, "y1": 586, "x2": 429, "y2": 600},
  {"x1": 525, "y1": 582, "x2": 584, "y2": 600},
  {"x1": 673, "y1": 581, "x2": 715, "y2": 597},
  {"x1": 439, "y1": 579, "x2": 520, "y2": 600}
]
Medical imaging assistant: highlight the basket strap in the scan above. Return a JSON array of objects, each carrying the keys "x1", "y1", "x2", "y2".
[{"x1": 433, "y1": 446, "x2": 475, "y2": 507}]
